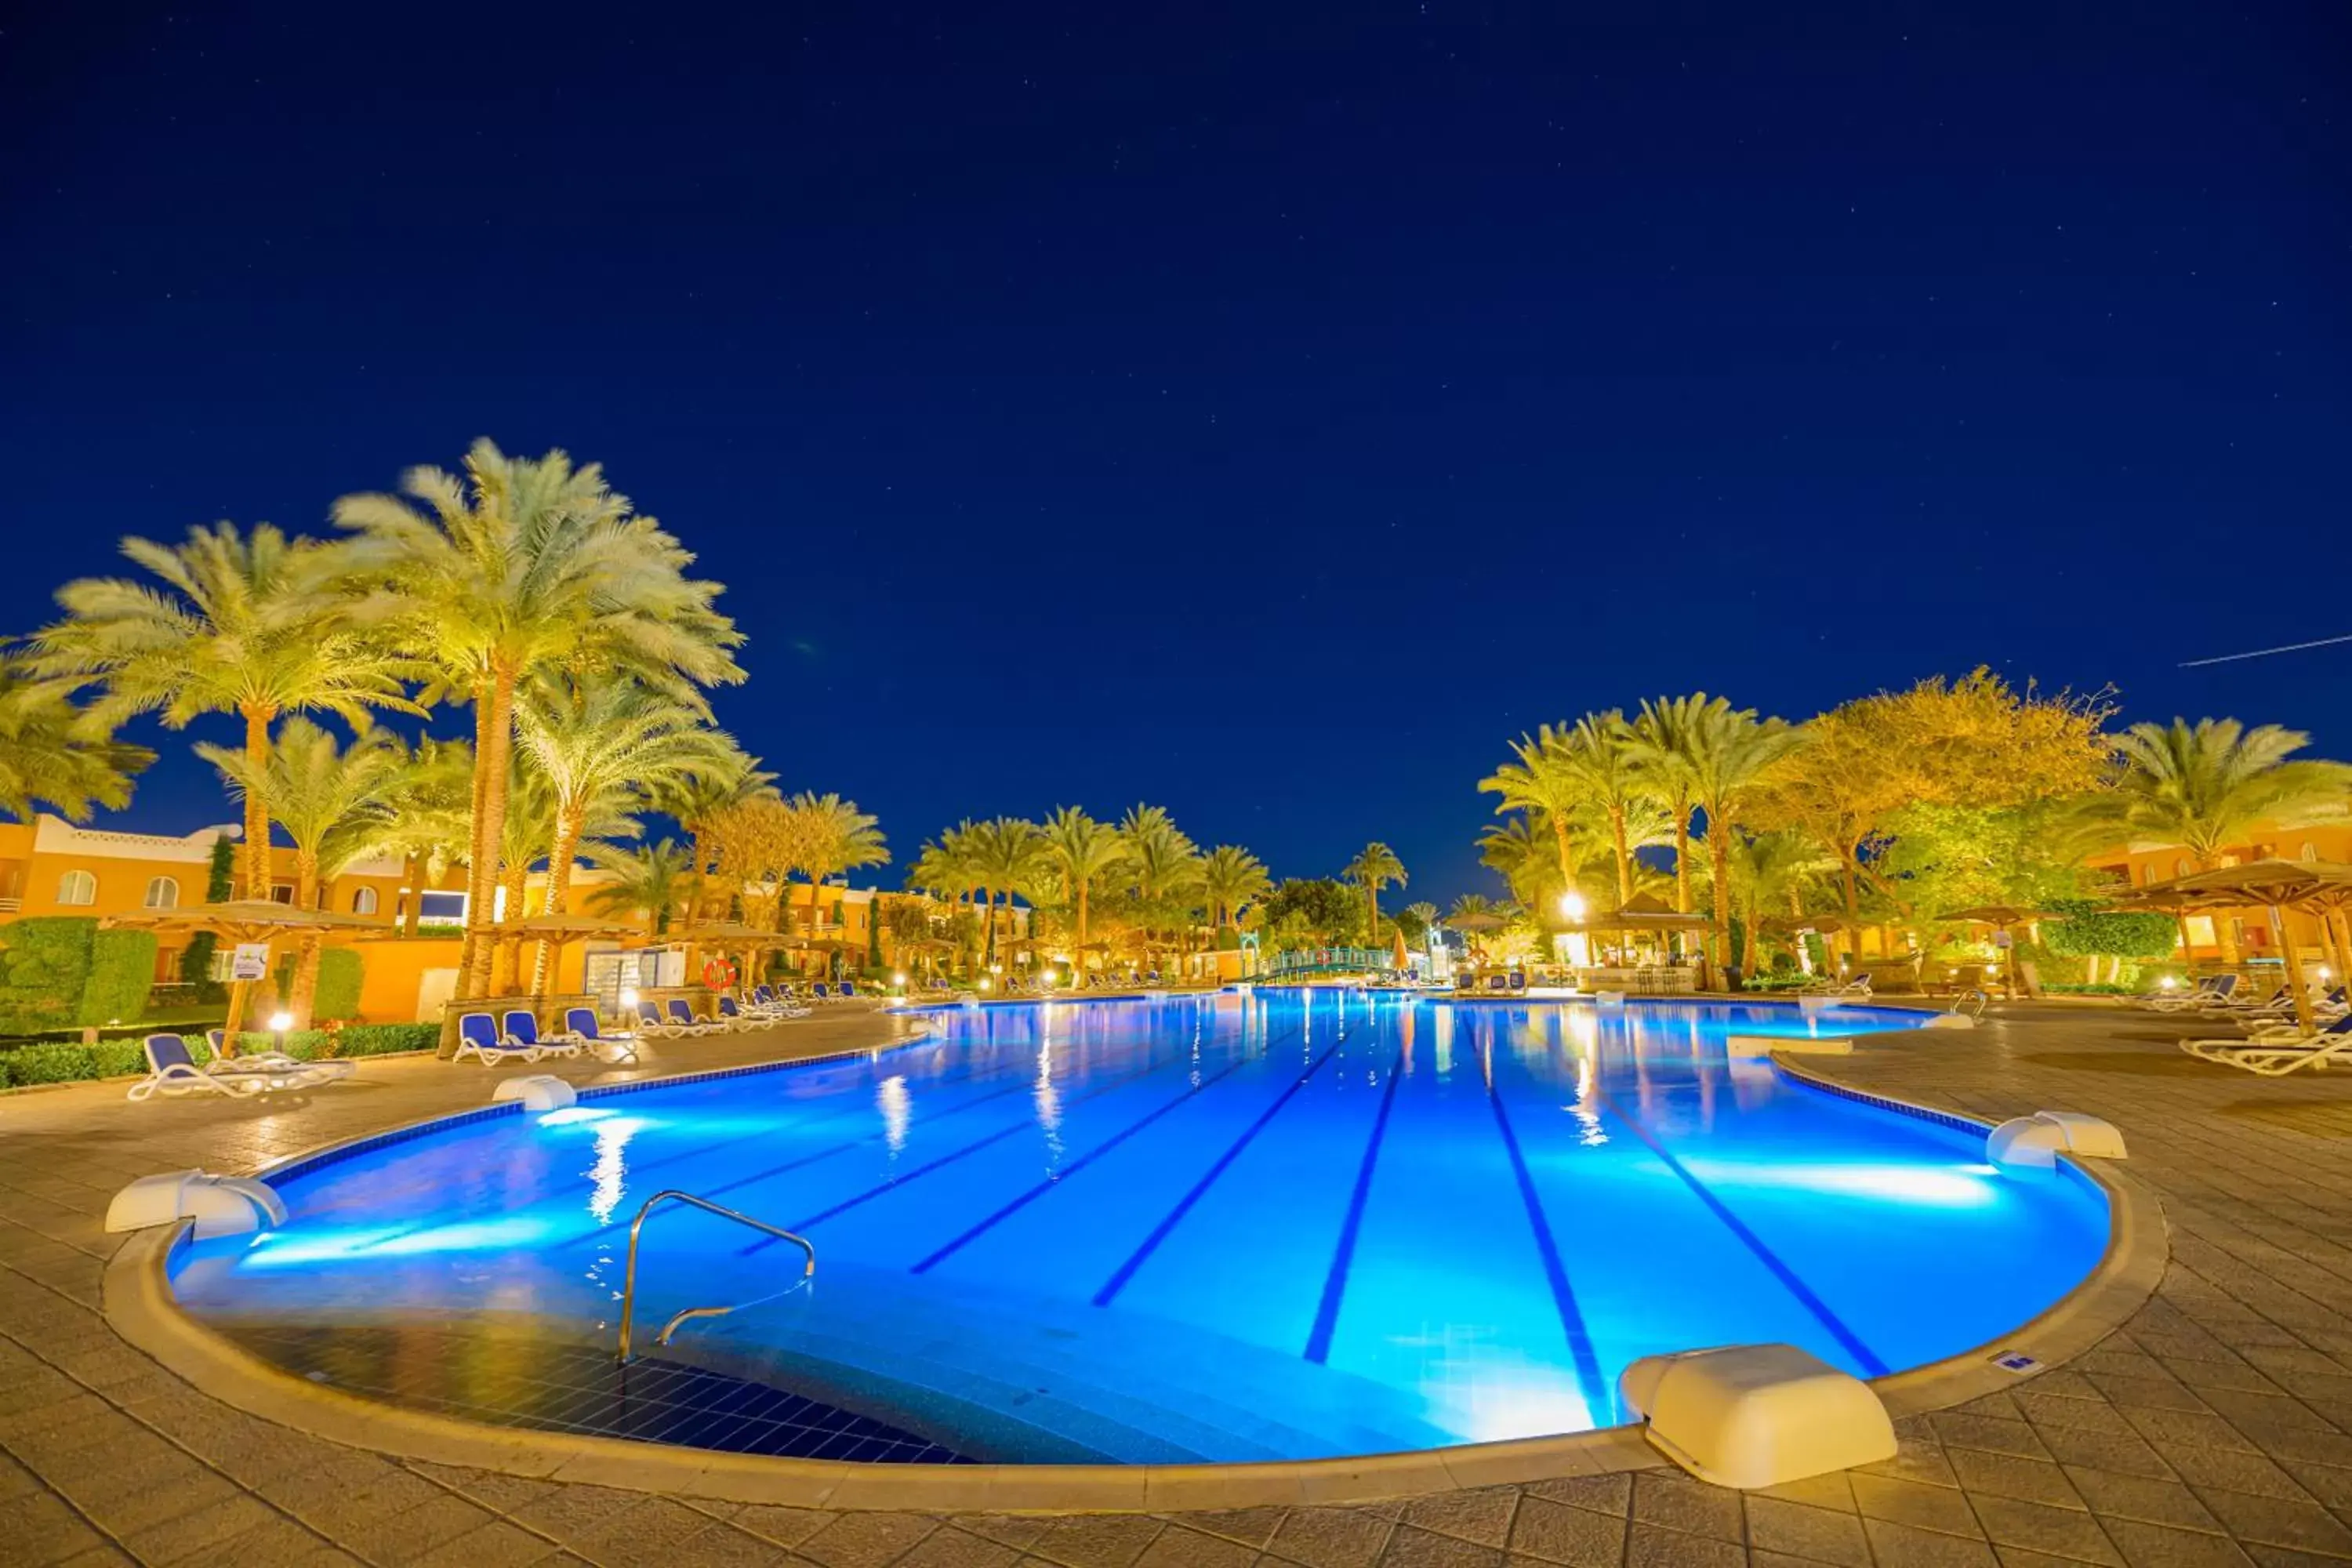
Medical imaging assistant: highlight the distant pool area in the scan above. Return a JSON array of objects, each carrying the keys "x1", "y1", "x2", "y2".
[{"x1": 169, "y1": 990, "x2": 2111, "y2": 1465}]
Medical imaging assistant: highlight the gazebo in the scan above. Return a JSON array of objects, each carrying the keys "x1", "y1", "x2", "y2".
[
  {"x1": 101, "y1": 900, "x2": 388, "y2": 1048},
  {"x1": 2118, "y1": 860, "x2": 2352, "y2": 1034},
  {"x1": 484, "y1": 913, "x2": 648, "y2": 999},
  {"x1": 671, "y1": 921, "x2": 800, "y2": 991}
]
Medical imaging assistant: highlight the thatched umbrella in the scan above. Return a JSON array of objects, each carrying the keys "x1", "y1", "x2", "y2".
[
  {"x1": 673, "y1": 920, "x2": 799, "y2": 991},
  {"x1": 102, "y1": 900, "x2": 387, "y2": 1046},
  {"x1": 488, "y1": 913, "x2": 647, "y2": 1000},
  {"x1": 2118, "y1": 861, "x2": 2352, "y2": 1033},
  {"x1": 1563, "y1": 892, "x2": 1712, "y2": 964},
  {"x1": 1937, "y1": 905, "x2": 2057, "y2": 998}
]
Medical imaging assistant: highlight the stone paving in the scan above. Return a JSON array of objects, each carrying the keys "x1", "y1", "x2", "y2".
[{"x1": 10, "y1": 1001, "x2": 2352, "y2": 1564}]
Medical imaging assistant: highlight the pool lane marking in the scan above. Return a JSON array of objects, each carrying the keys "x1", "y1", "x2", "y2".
[
  {"x1": 1485, "y1": 1065, "x2": 1615, "y2": 1424},
  {"x1": 739, "y1": 1044, "x2": 1247, "y2": 1256},
  {"x1": 1091, "y1": 1033, "x2": 1338, "y2": 1308},
  {"x1": 1303, "y1": 1041, "x2": 1407, "y2": 1365},
  {"x1": 1588, "y1": 1085, "x2": 1892, "y2": 1378},
  {"x1": 906, "y1": 1045, "x2": 1274, "y2": 1274}
]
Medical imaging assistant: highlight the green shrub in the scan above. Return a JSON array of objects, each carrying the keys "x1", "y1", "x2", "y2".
[
  {"x1": 0, "y1": 918, "x2": 158, "y2": 1033},
  {"x1": 1, "y1": 1042, "x2": 97, "y2": 1085},
  {"x1": 328, "y1": 1022, "x2": 438, "y2": 1057}
]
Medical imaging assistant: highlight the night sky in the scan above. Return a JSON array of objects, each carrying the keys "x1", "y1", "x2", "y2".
[{"x1": 5, "y1": 3, "x2": 2347, "y2": 901}]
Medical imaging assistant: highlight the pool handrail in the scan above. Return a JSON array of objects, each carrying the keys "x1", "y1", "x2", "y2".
[{"x1": 616, "y1": 1189, "x2": 817, "y2": 1363}]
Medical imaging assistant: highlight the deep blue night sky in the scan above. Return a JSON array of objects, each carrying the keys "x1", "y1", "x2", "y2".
[{"x1": 4, "y1": 3, "x2": 2347, "y2": 900}]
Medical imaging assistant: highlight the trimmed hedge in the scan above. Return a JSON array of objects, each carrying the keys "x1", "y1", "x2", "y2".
[
  {"x1": 272, "y1": 946, "x2": 365, "y2": 1022},
  {"x1": 0, "y1": 1019, "x2": 439, "y2": 1089},
  {"x1": 0, "y1": 917, "x2": 158, "y2": 1033}
]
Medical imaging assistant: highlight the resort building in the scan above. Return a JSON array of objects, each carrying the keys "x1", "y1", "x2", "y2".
[{"x1": 2085, "y1": 818, "x2": 2352, "y2": 967}]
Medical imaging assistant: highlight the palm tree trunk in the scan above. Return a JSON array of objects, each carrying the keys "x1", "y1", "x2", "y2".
[
  {"x1": 238, "y1": 704, "x2": 275, "y2": 902},
  {"x1": 1076, "y1": 881, "x2": 1090, "y2": 984},
  {"x1": 1610, "y1": 808, "x2": 1633, "y2": 906},
  {"x1": 1549, "y1": 815, "x2": 1576, "y2": 899},
  {"x1": 532, "y1": 807, "x2": 585, "y2": 996},
  {"x1": 1671, "y1": 797, "x2": 1693, "y2": 914},
  {"x1": 288, "y1": 852, "x2": 321, "y2": 1028},
  {"x1": 399, "y1": 851, "x2": 423, "y2": 938},
  {"x1": 457, "y1": 673, "x2": 510, "y2": 996},
  {"x1": 1708, "y1": 827, "x2": 1733, "y2": 982},
  {"x1": 490, "y1": 862, "x2": 529, "y2": 994}
]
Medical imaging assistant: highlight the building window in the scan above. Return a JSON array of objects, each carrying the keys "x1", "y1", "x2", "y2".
[
  {"x1": 2175, "y1": 858, "x2": 2191, "y2": 877},
  {"x1": 143, "y1": 876, "x2": 179, "y2": 909},
  {"x1": 56, "y1": 869, "x2": 96, "y2": 906},
  {"x1": 270, "y1": 883, "x2": 294, "y2": 905},
  {"x1": 2304, "y1": 842, "x2": 2321, "y2": 863},
  {"x1": 352, "y1": 886, "x2": 379, "y2": 914}
]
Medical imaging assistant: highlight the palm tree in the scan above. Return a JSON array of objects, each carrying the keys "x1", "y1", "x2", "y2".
[
  {"x1": 1344, "y1": 842, "x2": 1406, "y2": 946},
  {"x1": 1629, "y1": 695, "x2": 1715, "y2": 916},
  {"x1": 1042, "y1": 808, "x2": 1131, "y2": 976},
  {"x1": 1120, "y1": 805, "x2": 1202, "y2": 968},
  {"x1": 1561, "y1": 711, "x2": 1650, "y2": 906},
  {"x1": 1479, "y1": 725, "x2": 1584, "y2": 894},
  {"x1": 584, "y1": 838, "x2": 699, "y2": 935},
  {"x1": 332, "y1": 441, "x2": 745, "y2": 996},
  {"x1": 1200, "y1": 844, "x2": 1272, "y2": 929},
  {"x1": 197, "y1": 717, "x2": 406, "y2": 1026},
  {"x1": 1478, "y1": 816, "x2": 1558, "y2": 912},
  {"x1": 0, "y1": 655, "x2": 152, "y2": 823},
  {"x1": 1677, "y1": 702, "x2": 1807, "y2": 973},
  {"x1": 1726, "y1": 829, "x2": 1835, "y2": 975},
  {"x1": 968, "y1": 817, "x2": 1047, "y2": 967},
  {"x1": 516, "y1": 677, "x2": 738, "y2": 989},
  {"x1": 29, "y1": 522, "x2": 420, "y2": 900},
  {"x1": 662, "y1": 746, "x2": 779, "y2": 920},
  {"x1": 373, "y1": 738, "x2": 475, "y2": 937},
  {"x1": 782, "y1": 792, "x2": 891, "y2": 935},
  {"x1": 2090, "y1": 718, "x2": 2352, "y2": 963}
]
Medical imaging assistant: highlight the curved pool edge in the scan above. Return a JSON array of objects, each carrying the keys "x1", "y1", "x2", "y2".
[{"x1": 101, "y1": 1011, "x2": 2168, "y2": 1513}]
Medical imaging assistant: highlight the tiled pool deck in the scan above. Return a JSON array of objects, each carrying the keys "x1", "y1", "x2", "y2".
[{"x1": 9, "y1": 1001, "x2": 2352, "y2": 1564}]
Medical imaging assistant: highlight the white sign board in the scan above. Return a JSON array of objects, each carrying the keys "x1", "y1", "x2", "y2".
[{"x1": 230, "y1": 942, "x2": 271, "y2": 982}]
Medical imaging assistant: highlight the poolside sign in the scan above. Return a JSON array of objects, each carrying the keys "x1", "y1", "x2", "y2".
[{"x1": 230, "y1": 942, "x2": 270, "y2": 982}]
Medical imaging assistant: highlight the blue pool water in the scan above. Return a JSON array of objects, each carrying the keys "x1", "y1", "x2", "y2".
[{"x1": 172, "y1": 990, "x2": 2110, "y2": 1464}]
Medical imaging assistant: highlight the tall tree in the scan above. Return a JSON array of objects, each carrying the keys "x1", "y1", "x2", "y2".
[
  {"x1": 1561, "y1": 710, "x2": 1650, "y2": 906},
  {"x1": 1200, "y1": 844, "x2": 1272, "y2": 929},
  {"x1": 584, "y1": 839, "x2": 698, "y2": 934},
  {"x1": 781, "y1": 792, "x2": 890, "y2": 935},
  {"x1": 517, "y1": 678, "x2": 736, "y2": 986},
  {"x1": 197, "y1": 717, "x2": 405, "y2": 1026},
  {"x1": 30, "y1": 522, "x2": 419, "y2": 899},
  {"x1": 332, "y1": 441, "x2": 744, "y2": 996},
  {"x1": 0, "y1": 655, "x2": 151, "y2": 823},
  {"x1": 1119, "y1": 805, "x2": 1203, "y2": 968},
  {"x1": 1629, "y1": 695, "x2": 1715, "y2": 916},
  {"x1": 1678, "y1": 702, "x2": 1808, "y2": 973},
  {"x1": 968, "y1": 817, "x2": 1046, "y2": 968},
  {"x1": 1041, "y1": 808, "x2": 1131, "y2": 975},
  {"x1": 1479, "y1": 724, "x2": 1584, "y2": 895},
  {"x1": 1344, "y1": 841, "x2": 1406, "y2": 945},
  {"x1": 372, "y1": 737, "x2": 474, "y2": 937},
  {"x1": 2085, "y1": 718, "x2": 2352, "y2": 963}
]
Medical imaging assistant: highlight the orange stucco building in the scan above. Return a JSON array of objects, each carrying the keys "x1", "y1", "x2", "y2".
[{"x1": 2085, "y1": 819, "x2": 2352, "y2": 969}]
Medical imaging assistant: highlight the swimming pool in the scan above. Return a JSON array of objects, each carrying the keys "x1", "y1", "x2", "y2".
[{"x1": 170, "y1": 990, "x2": 2111, "y2": 1465}]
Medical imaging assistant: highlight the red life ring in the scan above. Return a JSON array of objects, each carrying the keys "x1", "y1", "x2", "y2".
[{"x1": 702, "y1": 956, "x2": 738, "y2": 991}]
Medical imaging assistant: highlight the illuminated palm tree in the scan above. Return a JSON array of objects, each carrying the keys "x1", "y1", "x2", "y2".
[
  {"x1": 1042, "y1": 808, "x2": 1132, "y2": 976},
  {"x1": 332, "y1": 441, "x2": 745, "y2": 995},
  {"x1": 372, "y1": 736, "x2": 474, "y2": 936},
  {"x1": 1120, "y1": 805, "x2": 1203, "y2": 969},
  {"x1": 782, "y1": 792, "x2": 891, "y2": 935},
  {"x1": 2087, "y1": 718, "x2": 2352, "y2": 963},
  {"x1": 1628, "y1": 695, "x2": 1721, "y2": 916},
  {"x1": 0, "y1": 655, "x2": 151, "y2": 823},
  {"x1": 515, "y1": 677, "x2": 739, "y2": 988},
  {"x1": 1677, "y1": 702, "x2": 1807, "y2": 971},
  {"x1": 1344, "y1": 842, "x2": 1406, "y2": 946},
  {"x1": 1478, "y1": 816, "x2": 1558, "y2": 912},
  {"x1": 1200, "y1": 844, "x2": 1272, "y2": 929},
  {"x1": 584, "y1": 838, "x2": 698, "y2": 935},
  {"x1": 1479, "y1": 725, "x2": 1583, "y2": 893},
  {"x1": 1726, "y1": 829, "x2": 1836, "y2": 975},
  {"x1": 30, "y1": 522, "x2": 421, "y2": 900},
  {"x1": 1561, "y1": 710, "x2": 1650, "y2": 906},
  {"x1": 198, "y1": 717, "x2": 406, "y2": 1026},
  {"x1": 969, "y1": 817, "x2": 1047, "y2": 967},
  {"x1": 662, "y1": 746, "x2": 779, "y2": 919}
]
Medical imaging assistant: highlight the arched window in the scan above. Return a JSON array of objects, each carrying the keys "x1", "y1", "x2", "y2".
[
  {"x1": 143, "y1": 877, "x2": 179, "y2": 909},
  {"x1": 2303, "y1": 842, "x2": 2321, "y2": 863},
  {"x1": 56, "y1": 869, "x2": 96, "y2": 906},
  {"x1": 2175, "y1": 857, "x2": 2191, "y2": 877},
  {"x1": 351, "y1": 886, "x2": 379, "y2": 914}
]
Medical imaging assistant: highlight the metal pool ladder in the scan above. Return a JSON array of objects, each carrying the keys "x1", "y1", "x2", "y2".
[{"x1": 616, "y1": 1189, "x2": 816, "y2": 1363}]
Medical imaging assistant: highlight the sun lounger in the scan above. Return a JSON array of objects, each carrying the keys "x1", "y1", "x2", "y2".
[
  {"x1": 666, "y1": 997, "x2": 724, "y2": 1036},
  {"x1": 2149, "y1": 974, "x2": 2234, "y2": 1011},
  {"x1": 713, "y1": 995, "x2": 766, "y2": 1031},
  {"x1": 453, "y1": 1011, "x2": 540, "y2": 1066},
  {"x1": 201, "y1": 1028, "x2": 357, "y2": 1083},
  {"x1": 2190, "y1": 1014, "x2": 2352, "y2": 1074},
  {"x1": 502, "y1": 1011, "x2": 583, "y2": 1061},
  {"x1": 128, "y1": 1033, "x2": 349, "y2": 1101},
  {"x1": 564, "y1": 1007, "x2": 637, "y2": 1063}
]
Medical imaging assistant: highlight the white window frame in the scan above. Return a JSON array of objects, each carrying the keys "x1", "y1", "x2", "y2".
[
  {"x1": 352, "y1": 886, "x2": 379, "y2": 915},
  {"x1": 56, "y1": 869, "x2": 96, "y2": 906},
  {"x1": 143, "y1": 876, "x2": 180, "y2": 909}
]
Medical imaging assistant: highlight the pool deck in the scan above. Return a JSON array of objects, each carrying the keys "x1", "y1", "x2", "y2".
[{"x1": 9, "y1": 1002, "x2": 2352, "y2": 1565}]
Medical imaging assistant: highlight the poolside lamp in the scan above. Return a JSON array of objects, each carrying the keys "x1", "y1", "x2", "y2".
[
  {"x1": 267, "y1": 1010, "x2": 292, "y2": 1051},
  {"x1": 619, "y1": 986, "x2": 640, "y2": 1010},
  {"x1": 1559, "y1": 892, "x2": 1586, "y2": 921}
]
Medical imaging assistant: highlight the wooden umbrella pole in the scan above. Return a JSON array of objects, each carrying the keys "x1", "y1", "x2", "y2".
[
  {"x1": 2273, "y1": 904, "x2": 2315, "y2": 1036},
  {"x1": 2327, "y1": 908, "x2": 2352, "y2": 1003}
]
